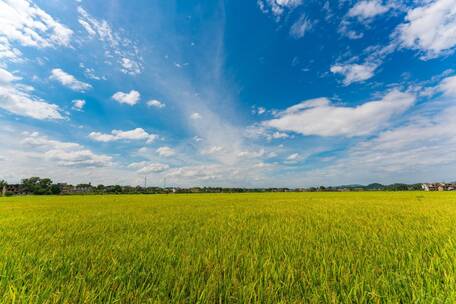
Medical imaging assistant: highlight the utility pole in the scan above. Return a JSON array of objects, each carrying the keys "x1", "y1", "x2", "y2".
[{"x1": 144, "y1": 176, "x2": 147, "y2": 188}]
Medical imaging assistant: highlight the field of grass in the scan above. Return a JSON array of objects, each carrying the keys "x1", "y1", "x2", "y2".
[{"x1": 1, "y1": 192, "x2": 456, "y2": 303}]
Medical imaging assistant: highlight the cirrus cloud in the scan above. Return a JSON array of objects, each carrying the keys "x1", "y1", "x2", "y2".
[{"x1": 50, "y1": 68, "x2": 92, "y2": 92}]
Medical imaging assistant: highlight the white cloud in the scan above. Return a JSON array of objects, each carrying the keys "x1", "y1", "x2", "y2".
[
  {"x1": 190, "y1": 112, "x2": 202, "y2": 120},
  {"x1": 253, "y1": 162, "x2": 275, "y2": 169},
  {"x1": 271, "y1": 131, "x2": 289, "y2": 139},
  {"x1": 348, "y1": 0, "x2": 391, "y2": 20},
  {"x1": 77, "y1": 6, "x2": 142, "y2": 75},
  {"x1": 0, "y1": 0, "x2": 72, "y2": 52},
  {"x1": 128, "y1": 161, "x2": 169, "y2": 174},
  {"x1": 201, "y1": 146, "x2": 223, "y2": 155},
  {"x1": 244, "y1": 124, "x2": 290, "y2": 141},
  {"x1": 395, "y1": 0, "x2": 456, "y2": 59},
  {"x1": 338, "y1": 20, "x2": 364, "y2": 40},
  {"x1": 0, "y1": 37, "x2": 22, "y2": 61},
  {"x1": 290, "y1": 15, "x2": 312, "y2": 39},
  {"x1": 112, "y1": 90, "x2": 140, "y2": 106},
  {"x1": 22, "y1": 132, "x2": 112, "y2": 167},
  {"x1": 78, "y1": 19, "x2": 96, "y2": 37},
  {"x1": 340, "y1": 1, "x2": 393, "y2": 40},
  {"x1": 0, "y1": 67, "x2": 20, "y2": 83},
  {"x1": 237, "y1": 149, "x2": 265, "y2": 158},
  {"x1": 0, "y1": 86, "x2": 62, "y2": 120},
  {"x1": 263, "y1": 90, "x2": 416, "y2": 137},
  {"x1": 72, "y1": 99, "x2": 85, "y2": 110},
  {"x1": 330, "y1": 63, "x2": 377, "y2": 85},
  {"x1": 89, "y1": 128, "x2": 157, "y2": 143},
  {"x1": 156, "y1": 146, "x2": 175, "y2": 157},
  {"x1": 439, "y1": 75, "x2": 456, "y2": 96},
  {"x1": 147, "y1": 99, "x2": 165, "y2": 108},
  {"x1": 0, "y1": 68, "x2": 62, "y2": 120},
  {"x1": 252, "y1": 106, "x2": 266, "y2": 115},
  {"x1": 164, "y1": 162, "x2": 279, "y2": 184},
  {"x1": 282, "y1": 97, "x2": 330, "y2": 114},
  {"x1": 174, "y1": 62, "x2": 189, "y2": 68},
  {"x1": 285, "y1": 103, "x2": 456, "y2": 186},
  {"x1": 166, "y1": 164, "x2": 225, "y2": 180},
  {"x1": 121, "y1": 58, "x2": 142, "y2": 75},
  {"x1": 324, "y1": 106, "x2": 456, "y2": 177},
  {"x1": 257, "y1": 0, "x2": 302, "y2": 18},
  {"x1": 79, "y1": 63, "x2": 103, "y2": 80},
  {"x1": 287, "y1": 153, "x2": 299, "y2": 160},
  {"x1": 50, "y1": 69, "x2": 92, "y2": 92}
]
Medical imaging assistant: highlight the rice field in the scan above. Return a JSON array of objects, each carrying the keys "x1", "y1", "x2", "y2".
[{"x1": 1, "y1": 192, "x2": 456, "y2": 303}]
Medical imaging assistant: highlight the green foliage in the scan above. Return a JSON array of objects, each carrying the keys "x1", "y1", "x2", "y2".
[
  {"x1": 50, "y1": 184, "x2": 62, "y2": 195},
  {"x1": 1, "y1": 192, "x2": 456, "y2": 303},
  {"x1": 21, "y1": 177, "x2": 53, "y2": 195}
]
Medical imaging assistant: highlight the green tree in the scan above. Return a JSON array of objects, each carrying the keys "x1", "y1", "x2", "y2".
[
  {"x1": 50, "y1": 184, "x2": 62, "y2": 195},
  {"x1": 21, "y1": 177, "x2": 53, "y2": 195}
]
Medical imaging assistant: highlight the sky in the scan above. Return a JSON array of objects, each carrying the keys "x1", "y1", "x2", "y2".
[{"x1": 1, "y1": 0, "x2": 456, "y2": 187}]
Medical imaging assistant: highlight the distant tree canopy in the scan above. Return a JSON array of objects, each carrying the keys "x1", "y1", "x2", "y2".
[
  {"x1": 0, "y1": 176, "x2": 434, "y2": 196},
  {"x1": 21, "y1": 177, "x2": 54, "y2": 195}
]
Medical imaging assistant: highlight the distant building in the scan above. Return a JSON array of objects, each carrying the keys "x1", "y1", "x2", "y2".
[
  {"x1": 422, "y1": 183, "x2": 456, "y2": 191},
  {"x1": 3, "y1": 184, "x2": 27, "y2": 195},
  {"x1": 59, "y1": 183, "x2": 75, "y2": 195}
]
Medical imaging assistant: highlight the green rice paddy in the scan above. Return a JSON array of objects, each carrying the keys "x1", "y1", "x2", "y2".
[{"x1": 1, "y1": 192, "x2": 456, "y2": 303}]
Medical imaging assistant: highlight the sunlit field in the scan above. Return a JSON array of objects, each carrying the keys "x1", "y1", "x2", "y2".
[{"x1": 1, "y1": 192, "x2": 456, "y2": 303}]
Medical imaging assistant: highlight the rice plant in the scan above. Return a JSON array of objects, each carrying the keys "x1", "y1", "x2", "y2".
[{"x1": 1, "y1": 192, "x2": 456, "y2": 303}]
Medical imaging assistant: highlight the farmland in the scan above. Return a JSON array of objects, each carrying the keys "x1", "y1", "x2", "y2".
[{"x1": 1, "y1": 192, "x2": 456, "y2": 303}]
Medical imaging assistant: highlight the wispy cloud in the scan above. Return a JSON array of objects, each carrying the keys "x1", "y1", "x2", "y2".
[
  {"x1": 330, "y1": 63, "x2": 377, "y2": 85},
  {"x1": 77, "y1": 6, "x2": 143, "y2": 75},
  {"x1": 290, "y1": 15, "x2": 313, "y2": 39},
  {"x1": 147, "y1": 99, "x2": 165, "y2": 108},
  {"x1": 0, "y1": 67, "x2": 62, "y2": 120},
  {"x1": 348, "y1": 0, "x2": 392, "y2": 20},
  {"x1": 257, "y1": 0, "x2": 302, "y2": 19},
  {"x1": 0, "y1": 0, "x2": 72, "y2": 51},
  {"x1": 50, "y1": 68, "x2": 92, "y2": 92}
]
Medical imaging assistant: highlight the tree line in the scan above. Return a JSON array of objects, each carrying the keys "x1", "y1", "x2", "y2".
[{"x1": 0, "y1": 177, "x2": 426, "y2": 196}]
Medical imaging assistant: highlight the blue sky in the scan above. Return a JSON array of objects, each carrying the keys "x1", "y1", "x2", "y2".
[{"x1": 1, "y1": 0, "x2": 456, "y2": 187}]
